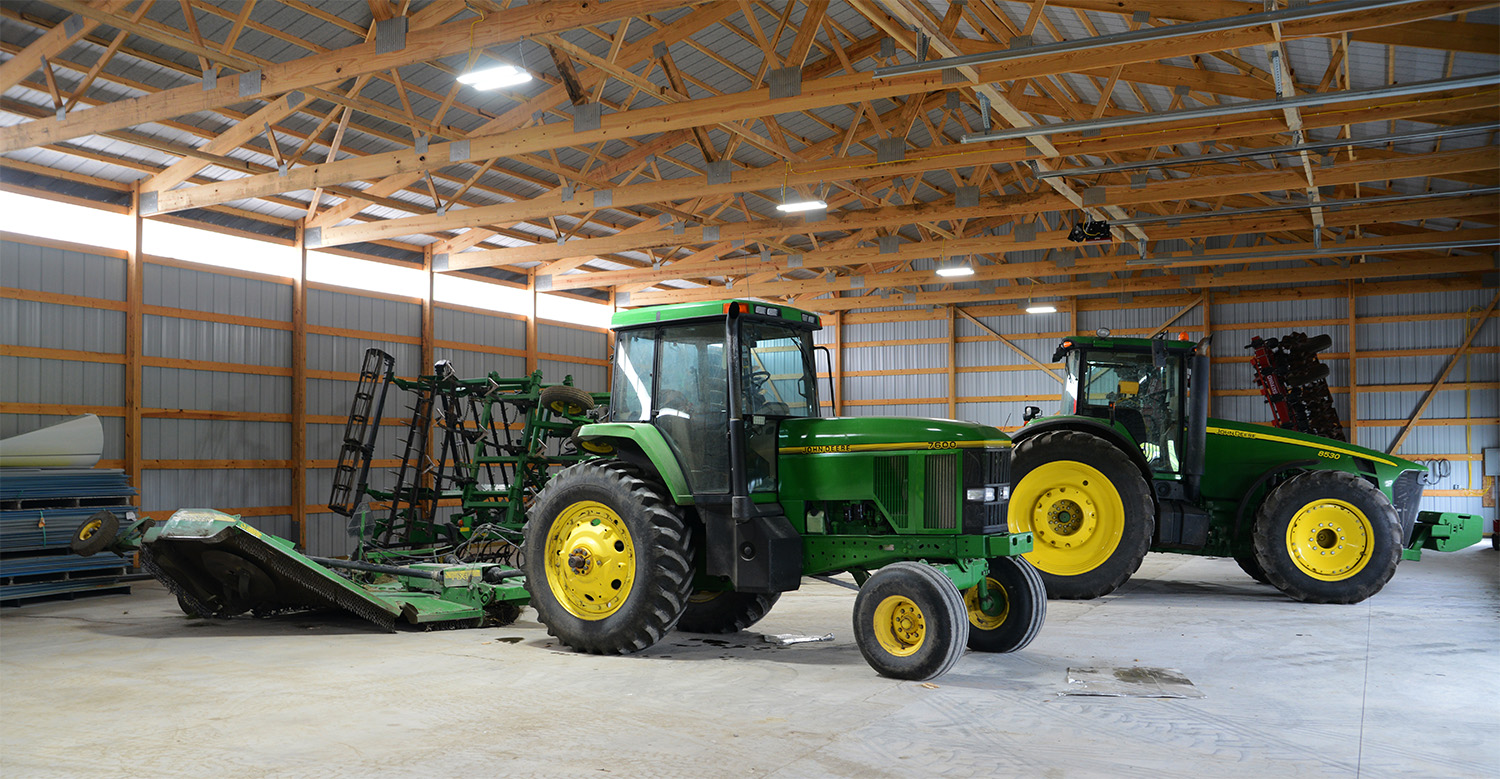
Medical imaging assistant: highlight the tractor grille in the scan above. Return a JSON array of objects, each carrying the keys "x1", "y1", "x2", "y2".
[
  {"x1": 963, "y1": 448, "x2": 1013, "y2": 535},
  {"x1": 925, "y1": 454, "x2": 958, "y2": 530},
  {"x1": 1391, "y1": 469, "x2": 1422, "y2": 545},
  {"x1": 874, "y1": 455, "x2": 910, "y2": 529}
]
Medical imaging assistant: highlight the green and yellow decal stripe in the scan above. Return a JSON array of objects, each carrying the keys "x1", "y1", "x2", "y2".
[
  {"x1": 779, "y1": 439, "x2": 1013, "y2": 455},
  {"x1": 1205, "y1": 426, "x2": 1398, "y2": 467}
]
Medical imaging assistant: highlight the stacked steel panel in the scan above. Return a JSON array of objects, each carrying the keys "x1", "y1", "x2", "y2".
[{"x1": 0, "y1": 469, "x2": 138, "y2": 605}]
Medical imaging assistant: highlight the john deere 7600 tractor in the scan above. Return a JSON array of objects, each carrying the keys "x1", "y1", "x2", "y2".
[
  {"x1": 523, "y1": 300, "x2": 1045, "y2": 680},
  {"x1": 1007, "y1": 333, "x2": 1480, "y2": 604}
]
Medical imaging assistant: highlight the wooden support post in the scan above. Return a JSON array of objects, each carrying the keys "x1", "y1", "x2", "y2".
[
  {"x1": 291, "y1": 222, "x2": 308, "y2": 548},
  {"x1": 126, "y1": 182, "x2": 143, "y2": 504},
  {"x1": 947, "y1": 305, "x2": 958, "y2": 419},
  {"x1": 1386, "y1": 291, "x2": 1500, "y2": 455},
  {"x1": 526, "y1": 274, "x2": 539, "y2": 373},
  {"x1": 421, "y1": 246, "x2": 435, "y2": 372},
  {"x1": 833, "y1": 310, "x2": 844, "y2": 416},
  {"x1": 1203, "y1": 290, "x2": 1213, "y2": 417},
  {"x1": 1346, "y1": 280, "x2": 1358, "y2": 444},
  {"x1": 1069, "y1": 297, "x2": 1079, "y2": 336},
  {"x1": 606, "y1": 290, "x2": 617, "y2": 393}
]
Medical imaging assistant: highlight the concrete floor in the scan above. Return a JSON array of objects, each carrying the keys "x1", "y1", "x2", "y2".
[{"x1": 3, "y1": 545, "x2": 1496, "y2": 778}]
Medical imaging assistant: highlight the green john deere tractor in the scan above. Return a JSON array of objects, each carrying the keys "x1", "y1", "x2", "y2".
[
  {"x1": 1007, "y1": 333, "x2": 1481, "y2": 604},
  {"x1": 523, "y1": 300, "x2": 1045, "y2": 680}
]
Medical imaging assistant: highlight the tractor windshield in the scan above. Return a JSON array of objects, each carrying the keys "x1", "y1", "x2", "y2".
[
  {"x1": 1067, "y1": 348, "x2": 1184, "y2": 473},
  {"x1": 739, "y1": 321, "x2": 818, "y2": 419}
]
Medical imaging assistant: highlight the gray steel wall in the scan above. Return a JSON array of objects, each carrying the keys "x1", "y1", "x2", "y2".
[{"x1": 3, "y1": 236, "x2": 613, "y2": 558}]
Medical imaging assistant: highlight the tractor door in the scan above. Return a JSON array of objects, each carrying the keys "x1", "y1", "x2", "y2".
[
  {"x1": 735, "y1": 320, "x2": 819, "y2": 494},
  {"x1": 1069, "y1": 348, "x2": 1186, "y2": 474}
]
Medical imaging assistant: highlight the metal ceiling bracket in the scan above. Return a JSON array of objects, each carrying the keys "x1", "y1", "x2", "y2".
[
  {"x1": 879, "y1": 236, "x2": 899, "y2": 254},
  {"x1": 432, "y1": 253, "x2": 449, "y2": 271},
  {"x1": 706, "y1": 161, "x2": 732, "y2": 185},
  {"x1": 956, "y1": 186, "x2": 979, "y2": 208},
  {"x1": 375, "y1": 17, "x2": 408, "y2": 55},
  {"x1": 138, "y1": 190, "x2": 158, "y2": 215},
  {"x1": 449, "y1": 139, "x2": 469, "y2": 162},
  {"x1": 202, "y1": 68, "x2": 217, "y2": 91},
  {"x1": 703, "y1": 225, "x2": 720, "y2": 241},
  {"x1": 238, "y1": 70, "x2": 262, "y2": 98},
  {"x1": 877, "y1": 137, "x2": 906, "y2": 163},
  {"x1": 768, "y1": 67, "x2": 803, "y2": 99},
  {"x1": 592, "y1": 189, "x2": 612, "y2": 208},
  {"x1": 572, "y1": 103, "x2": 601, "y2": 132},
  {"x1": 535, "y1": 274, "x2": 553, "y2": 291}
]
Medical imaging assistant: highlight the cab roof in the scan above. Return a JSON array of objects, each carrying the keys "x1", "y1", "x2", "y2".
[{"x1": 611, "y1": 299, "x2": 821, "y2": 330}]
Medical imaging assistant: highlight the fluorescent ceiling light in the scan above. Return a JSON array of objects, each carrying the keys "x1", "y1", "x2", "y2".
[
  {"x1": 776, "y1": 199, "x2": 827, "y2": 213},
  {"x1": 457, "y1": 63, "x2": 532, "y2": 90},
  {"x1": 936, "y1": 266, "x2": 974, "y2": 277},
  {"x1": 1026, "y1": 305, "x2": 1058, "y2": 314}
]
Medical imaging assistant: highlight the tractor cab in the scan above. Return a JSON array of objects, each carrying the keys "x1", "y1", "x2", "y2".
[{"x1": 1055, "y1": 335, "x2": 1201, "y2": 476}]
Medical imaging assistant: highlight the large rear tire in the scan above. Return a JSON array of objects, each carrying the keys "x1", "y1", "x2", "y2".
[
  {"x1": 523, "y1": 460, "x2": 694, "y2": 654},
  {"x1": 852, "y1": 562, "x2": 969, "y2": 681},
  {"x1": 1252, "y1": 470, "x2": 1401, "y2": 604},
  {"x1": 1008, "y1": 430, "x2": 1154, "y2": 599},
  {"x1": 677, "y1": 590, "x2": 780, "y2": 634},
  {"x1": 964, "y1": 556, "x2": 1046, "y2": 653}
]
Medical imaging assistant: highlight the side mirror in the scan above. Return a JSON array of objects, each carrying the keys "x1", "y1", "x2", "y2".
[{"x1": 1022, "y1": 405, "x2": 1042, "y2": 423}]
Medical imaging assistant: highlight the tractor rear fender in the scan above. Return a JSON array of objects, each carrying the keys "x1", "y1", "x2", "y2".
[
  {"x1": 1230, "y1": 460, "x2": 1319, "y2": 542},
  {"x1": 1012, "y1": 416, "x2": 1154, "y2": 485},
  {"x1": 574, "y1": 422, "x2": 692, "y2": 505}
]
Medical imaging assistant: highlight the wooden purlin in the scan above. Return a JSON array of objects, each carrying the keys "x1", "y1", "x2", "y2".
[
  {"x1": 136, "y1": 0, "x2": 1492, "y2": 218},
  {"x1": 0, "y1": 0, "x2": 705, "y2": 153}
]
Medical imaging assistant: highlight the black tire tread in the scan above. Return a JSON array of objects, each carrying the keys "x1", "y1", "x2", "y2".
[
  {"x1": 539, "y1": 385, "x2": 595, "y2": 414},
  {"x1": 523, "y1": 460, "x2": 694, "y2": 654},
  {"x1": 1010, "y1": 430, "x2": 1154, "y2": 599},
  {"x1": 853, "y1": 562, "x2": 968, "y2": 681},
  {"x1": 677, "y1": 590, "x2": 781, "y2": 634},
  {"x1": 966, "y1": 556, "x2": 1047, "y2": 653},
  {"x1": 1252, "y1": 470, "x2": 1401, "y2": 604}
]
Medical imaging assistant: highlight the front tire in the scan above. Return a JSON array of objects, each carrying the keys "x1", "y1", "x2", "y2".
[
  {"x1": 71, "y1": 510, "x2": 118, "y2": 556},
  {"x1": 1009, "y1": 430, "x2": 1154, "y2": 599},
  {"x1": 964, "y1": 556, "x2": 1046, "y2": 653},
  {"x1": 523, "y1": 461, "x2": 694, "y2": 654},
  {"x1": 853, "y1": 562, "x2": 969, "y2": 681},
  {"x1": 677, "y1": 590, "x2": 780, "y2": 634},
  {"x1": 1252, "y1": 470, "x2": 1401, "y2": 604}
]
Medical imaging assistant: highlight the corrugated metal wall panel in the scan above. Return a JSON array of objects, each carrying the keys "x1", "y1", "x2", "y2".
[
  {"x1": 1, "y1": 356, "x2": 125, "y2": 405},
  {"x1": 142, "y1": 419, "x2": 290, "y2": 460},
  {"x1": 142, "y1": 468, "x2": 290, "y2": 512},
  {"x1": 307, "y1": 289, "x2": 420, "y2": 334},
  {"x1": 308, "y1": 333, "x2": 420, "y2": 374},
  {"x1": 144, "y1": 263, "x2": 292, "y2": 320},
  {"x1": 143, "y1": 315, "x2": 292, "y2": 366},
  {"x1": 1, "y1": 299, "x2": 127, "y2": 353},
  {"x1": 538, "y1": 322, "x2": 606, "y2": 360},
  {"x1": 0, "y1": 241, "x2": 126, "y2": 299},
  {"x1": 142, "y1": 368, "x2": 292, "y2": 413},
  {"x1": 539, "y1": 359, "x2": 608, "y2": 393},
  {"x1": 435, "y1": 307, "x2": 526, "y2": 347},
  {"x1": 433, "y1": 346, "x2": 526, "y2": 379},
  {"x1": 845, "y1": 318, "x2": 946, "y2": 343},
  {"x1": 305, "y1": 511, "x2": 355, "y2": 557}
]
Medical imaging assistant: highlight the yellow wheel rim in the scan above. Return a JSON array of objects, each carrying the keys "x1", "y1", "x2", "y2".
[
  {"x1": 964, "y1": 577, "x2": 1010, "y2": 631},
  {"x1": 1008, "y1": 460, "x2": 1125, "y2": 576},
  {"x1": 550, "y1": 400, "x2": 584, "y2": 415},
  {"x1": 542, "y1": 500, "x2": 636, "y2": 620},
  {"x1": 78, "y1": 519, "x2": 102, "y2": 541},
  {"x1": 872, "y1": 595, "x2": 926, "y2": 657},
  {"x1": 1285, "y1": 498, "x2": 1373, "y2": 581},
  {"x1": 688, "y1": 590, "x2": 722, "y2": 604},
  {"x1": 581, "y1": 440, "x2": 615, "y2": 454}
]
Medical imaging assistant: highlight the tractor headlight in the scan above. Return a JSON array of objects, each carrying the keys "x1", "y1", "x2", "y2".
[
  {"x1": 997, "y1": 484, "x2": 1009, "y2": 501},
  {"x1": 965, "y1": 487, "x2": 996, "y2": 503}
]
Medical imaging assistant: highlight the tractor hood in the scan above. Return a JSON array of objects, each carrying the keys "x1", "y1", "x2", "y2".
[
  {"x1": 778, "y1": 416, "x2": 1011, "y2": 454},
  {"x1": 1205, "y1": 417, "x2": 1424, "y2": 472}
]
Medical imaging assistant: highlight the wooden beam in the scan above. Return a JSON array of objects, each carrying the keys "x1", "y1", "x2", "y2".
[
  {"x1": 0, "y1": 0, "x2": 134, "y2": 94},
  {"x1": 138, "y1": 0, "x2": 1488, "y2": 217},
  {"x1": 127, "y1": 182, "x2": 144, "y2": 503},
  {"x1": 1149, "y1": 294, "x2": 1205, "y2": 338},
  {"x1": 0, "y1": 0, "x2": 701, "y2": 153},
  {"x1": 947, "y1": 305, "x2": 958, "y2": 417},
  {"x1": 292, "y1": 222, "x2": 308, "y2": 549},
  {"x1": 1385, "y1": 291, "x2": 1500, "y2": 455},
  {"x1": 319, "y1": 89, "x2": 1497, "y2": 247}
]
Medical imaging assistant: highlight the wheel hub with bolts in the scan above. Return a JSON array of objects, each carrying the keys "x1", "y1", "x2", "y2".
[
  {"x1": 544, "y1": 500, "x2": 636, "y2": 619},
  {"x1": 873, "y1": 595, "x2": 926, "y2": 657},
  {"x1": 1035, "y1": 487, "x2": 1096, "y2": 547},
  {"x1": 1285, "y1": 498, "x2": 1373, "y2": 580},
  {"x1": 964, "y1": 577, "x2": 1011, "y2": 631}
]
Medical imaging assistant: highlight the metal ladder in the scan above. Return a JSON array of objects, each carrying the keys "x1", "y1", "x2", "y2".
[{"x1": 328, "y1": 348, "x2": 396, "y2": 517}]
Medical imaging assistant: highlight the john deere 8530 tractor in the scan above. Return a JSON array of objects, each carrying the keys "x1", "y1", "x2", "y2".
[
  {"x1": 523, "y1": 300, "x2": 1045, "y2": 680},
  {"x1": 1007, "y1": 334, "x2": 1480, "y2": 604}
]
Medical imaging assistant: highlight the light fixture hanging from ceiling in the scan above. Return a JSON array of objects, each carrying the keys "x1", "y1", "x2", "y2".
[
  {"x1": 776, "y1": 163, "x2": 827, "y2": 213},
  {"x1": 936, "y1": 247, "x2": 974, "y2": 277},
  {"x1": 456, "y1": 1, "x2": 533, "y2": 91},
  {"x1": 1025, "y1": 299, "x2": 1057, "y2": 314}
]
